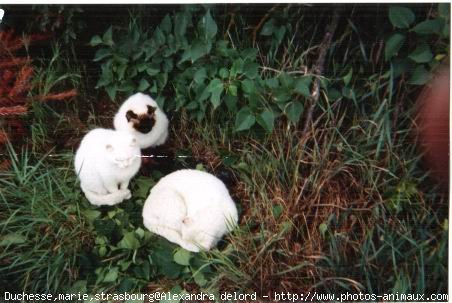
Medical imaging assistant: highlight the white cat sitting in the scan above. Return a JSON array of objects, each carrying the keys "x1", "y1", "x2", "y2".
[
  {"x1": 114, "y1": 93, "x2": 169, "y2": 149},
  {"x1": 74, "y1": 128, "x2": 141, "y2": 206},
  {"x1": 142, "y1": 169, "x2": 238, "y2": 252}
]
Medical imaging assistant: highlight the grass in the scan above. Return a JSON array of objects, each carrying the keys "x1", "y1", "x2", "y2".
[{"x1": 0, "y1": 3, "x2": 448, "y2": 300}]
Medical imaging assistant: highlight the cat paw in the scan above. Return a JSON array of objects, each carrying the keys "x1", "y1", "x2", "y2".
[{"x1": 123, "y1": 189, "x2": 132, "y2": 200}]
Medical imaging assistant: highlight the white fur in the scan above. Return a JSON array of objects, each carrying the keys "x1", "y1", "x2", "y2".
[
  {"x1": 142, "y1": 169, "x2": 238, "y2": 252},
  {"x1": 113, "y1": 93, "x2": 169, "y2": 149},
  {"x1": 74, "y1": 128, "x2": 141, "y2": 206}
]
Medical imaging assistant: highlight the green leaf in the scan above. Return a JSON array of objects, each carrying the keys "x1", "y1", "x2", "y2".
[
  {"x1": 207, "y1": 78, "x2": 224, "y2": 109},
  {"x1": 243, "y1": 60, "x2": 259, "y2": 79},
  {"x1": 384, "y1": 33, "x2": 405, "y2": 61},
  {"x1": 0, "y1": 233, "x2": 27, "y2": 246},
  {"x1": 230, "y1": 59, "x2": 244, "y2": 77},
  {"x1": 286, "y1": 101, "x2": 303, "y2": 123},
  {"x1": 118, "y1": 232, "x2": 140, "y2": 250},
  {"x1": 82, "y1": 209, "x2": 101, "y2": 223},
  {"x1": 235, "y1": 107, "x2": 256, "y2": 132},
  {"x1": 257, "y1": 109, "x2": 275, "y2": 133},
  {"x1": 193, "y1": 271, "x2": 208, "y2": 287},
  {"x1": 146, "y1": 67, "x2": 159, "y2": 76},
  {"x1": 343, "y1": 68, "x2": 353, "y2": 86},
  {"x1": 102, "y1": 26, "x2": 113, "y2": 46},
  {"x1": 194, "y1": 68, "x2": 207, "y2": 84},
  {"x1": 408, "y1": 44, "x2": 433, "y2": 63},
  {"x1": 408, "y1": 65, "x2": 431, "y2": 85},
  {"x1": 272, "y1": 204, "x2": 283, "y2": 219},
  {"x1": 93, "y1": 48, "x2": 112, "y2": 62},
  {"x1": 103, "y1": 267, "x2": 119, "y2": 283},
  {"x1": 261, "y1": 19, "x2": 275, "y2": 36},
  {"x1": 203, "y1": 10, "x2": 218, "y2": 40},
  {"x1": 411, "y1": 18, "x2": 444, "y2": 35},
  {"x1": 228, "y1": 84, "x2": 238, "y2": 96},
  {"x1": 190, "y1": 40, "x2": 210, "y2": 63},
  {"x1": 134, "y1": 176, "x2": 155, "y2": 199},
  {"x1": 89, "y1": 35, "x2": 103, "y2": 46},
  {"x1": 138, "y1": 79, "x2": 151, "y2": 91},
  {"x1": 173, "y1": 248, "x2": 192, "y2": 266},
  {"x1": 175, "y1": 12, "x2": 190, "y2": 38},
  {"x1": 241, "y1": 79, "x2": 256, "y2": 94},
  {"x1": 389, "y1": 7, "x2": 415, "y2": 29},
  {"x1": 294, "y1": 77, "x2": 312, "y2": 97},
  {"x1": 319, "y1": 223, "x2": 328, "y2": 237},
  {"x1": 105, "y1": 86, "x2": 117, "y2": 101},
  {"x1": 160, "y1": 15, "x2": 172, "y2": 34}
]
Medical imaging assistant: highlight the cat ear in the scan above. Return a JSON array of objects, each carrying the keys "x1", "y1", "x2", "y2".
[
  {"x1": 106, "y1": 144, "x2": 113, "y2": 152},
  {"x1": 126, "y1": 110, "x2": 138, "y2": 122},
  {"x1": 147, "y1": 105, "x2": 156, "y2": 115}
]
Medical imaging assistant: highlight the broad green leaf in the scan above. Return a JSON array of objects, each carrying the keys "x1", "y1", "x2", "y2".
[
  {"x1": 160, "y1": 15, "x2": 172, "y2": 34},
  {"x1": 389, "y1": 7, "x2": 415, "y2": 29},
  {"x1": 408, "y1": 65, "x2": 431, "y2": 85},
  {"x1": 175, "y1": 12, "x2": 189, "y2": 38},
  {"x1": 261, "y1": 19, "x2": 275, "y2": 36},
  {"x1": 173, "y1": 248, "x2": 191, "y2": 266},
  {"x1": 82, "y1": 209, "x2": 101, "y2": 223},
  {"x1": 105, "y1": 85, "x2": 117, "y2": 100},
  {"x1": 235, "y1": 107, "x2": 256, "y2": 132},
  {"x1": 230, "y1": 59, "x2": 244, "y2": 77},
  {"x1": 408, "y1": 44, "x2": 433, "y2": 63},
  {"x1": 194, "y1": 68, "x2": 207, "y2": 84},
  {"x1": 219, "y1": 67, "x2": 229, "y2": 79},
  {"x1": 225, "y1": 95, "x2": 238, "y2": 111},
  {"x1": 93, "y1": 48, "x2": 112, "y2": 62},
  {"x1": 102, "y1": 26, "x2": 113, "y2": 46},
  {"x1": 286, "y1": 101, "x2": 303, "y2": 123},
  {"x1": 243, "y1": 60, "x2": 259, "y2": 79},
  {"x1": 193, "y1": 271, "x2": 208, "y2": 287},
  {"x1": 207, "y1": 78, "x2": 224, "y2": 108},
  {"x1": 146, "y1": 67, "x2": 159, "y2": 76},
  {"x1": 138, "y1": 79, "x2": 151, "y2": 91},
  {"x1": 384, "y1": 33, "x2": 405, "y2": 61},
  {"x1": 103, "y1": 267, "x2": 119, "y2": 283},
  {"x1": 0, "y1": 233, "x2": 26, "y2": 246},
  {"x1": 257, "y1": 109, "x2": 275, "y2": 133},
  {"x1": 294, "y1": 77, "x2": 312, "y2": 97},
  {"x1": 241, "y1": 79, "x2": 256, "y2": 94},
  {"x1": 203, "y1": 10, "x2": 218, "y2": 40},
  {"x1": 89, "y1": 35, "x2": 103, "y2": 46},
  {"x1": 190, "y1": 40, "x2": 210, "y2": 63},
  {"x1": 118, "y1": 232, "x2": 140, "y2": 250},
  {"x1": 411, "y1": 18, "x2": 444, "y2": 35},
  {"x1": 228, "y1": 84, "x2": 238, "y2": 96}
]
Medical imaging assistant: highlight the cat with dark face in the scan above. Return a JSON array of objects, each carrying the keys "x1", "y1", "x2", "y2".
[
  {"x1": 126, "y1": 105, "x2": 156, "y2": 134},
  {"x1": 114, "y1": 93, "x2": 169, "y2": 149}
]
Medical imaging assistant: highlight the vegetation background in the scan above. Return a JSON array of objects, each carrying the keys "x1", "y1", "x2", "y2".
[{"x1": 0, "y1": 3, "x2": 449, "y2": 301}]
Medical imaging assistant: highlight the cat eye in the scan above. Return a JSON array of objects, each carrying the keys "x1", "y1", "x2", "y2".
[
  {"x1": 105, "y1": 144, "x2": 113, "y2": 151},
  {"x1": 130, "y1": 138, "x2": 137, "y2": 146}
]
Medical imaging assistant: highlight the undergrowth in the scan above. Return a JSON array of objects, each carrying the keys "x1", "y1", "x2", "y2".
[{"x1": 0, "y1": 3, "x2": 448, "y2": 300}]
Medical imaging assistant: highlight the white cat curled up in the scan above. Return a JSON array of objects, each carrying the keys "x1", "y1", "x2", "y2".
[
  {"x1": 114, "y1": 93, "x2": 169, "y2": 149},
  {"x1": 74, "y1": 128, "x2": 141, "y2": 206},
  {"x1": 142, "y1": 169, "x2": 238, "y2": 252}
]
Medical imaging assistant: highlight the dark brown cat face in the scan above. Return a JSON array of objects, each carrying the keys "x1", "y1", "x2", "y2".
[{"x1": 126, "y1": 106, "x2": 156, "y2": 134}]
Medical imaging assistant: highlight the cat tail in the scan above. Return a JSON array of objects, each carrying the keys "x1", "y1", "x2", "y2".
[{"x1": 83, "y1": 188, "x2": 131, "y2": 206}]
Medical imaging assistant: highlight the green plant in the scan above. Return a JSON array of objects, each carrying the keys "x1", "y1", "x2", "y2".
[
  {"x1": 385, "y1": 4, "x2": 449, "y2": 85},
  {"x1": 90, "y1": 7, "x2": 313, "y2": 133}
]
